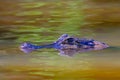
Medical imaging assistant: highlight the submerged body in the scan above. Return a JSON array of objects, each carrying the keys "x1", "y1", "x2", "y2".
[{"x1": 20, "y1": 34, "x2": 109, "y2": 56}]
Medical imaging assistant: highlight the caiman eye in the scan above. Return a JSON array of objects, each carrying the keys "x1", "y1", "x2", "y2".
[
  {"x1": 67, "y1": 38, "x2": 74, "y2": 43},
  {"x1": 66, "y1": 38, "x2": 75, "y2": 45}
]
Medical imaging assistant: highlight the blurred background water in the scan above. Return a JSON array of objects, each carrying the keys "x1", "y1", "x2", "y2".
[{"x1": 0, "y1": 0, "x2": 120, "y2": 80}]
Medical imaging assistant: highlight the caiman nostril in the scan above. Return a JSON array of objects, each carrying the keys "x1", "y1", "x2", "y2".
[{"x1": 105, "y1": 44, "x2": 109, "y2": 48}]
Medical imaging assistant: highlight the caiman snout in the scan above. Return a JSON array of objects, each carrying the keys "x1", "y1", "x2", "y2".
[{"x1": 93, "y1": 41, "x2": 109, "y2": 50}]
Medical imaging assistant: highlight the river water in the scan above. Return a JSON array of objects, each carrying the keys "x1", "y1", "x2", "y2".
[{"x1": 0, "y1": 0, "x2": 120, "y2": 80}]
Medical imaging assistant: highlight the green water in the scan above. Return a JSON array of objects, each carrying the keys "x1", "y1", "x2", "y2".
[{"x1": 0, "y1": 0, "x2": 120, "y2": 80}]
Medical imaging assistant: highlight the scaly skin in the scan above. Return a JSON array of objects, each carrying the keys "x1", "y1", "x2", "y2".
[{"x1": 20, "y1": 34, "x2": 109, "y2": 56}]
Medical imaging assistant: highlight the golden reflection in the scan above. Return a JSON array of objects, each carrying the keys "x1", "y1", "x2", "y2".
[{"x1": 0, "y1": 0, "x2": 120, "y2": 80}]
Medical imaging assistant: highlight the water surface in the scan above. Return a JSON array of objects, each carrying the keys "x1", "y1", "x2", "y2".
[{"x1": 0, "y1": 0, "x2": 120, "y2": 80}]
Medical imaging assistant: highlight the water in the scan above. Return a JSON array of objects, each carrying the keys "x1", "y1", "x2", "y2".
[{"x1": 0, "y1": 0, "x2": 120, "y2": 80}]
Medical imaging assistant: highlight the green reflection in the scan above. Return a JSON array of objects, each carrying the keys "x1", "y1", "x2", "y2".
[
  {"x1": 12, "y1": 1, "x2": 86, "y2": 43},
  {"x1": 20, "y1": 2, "x2": 46, "y2": 8},
  {"x1": 0, "y1": 0, "x2": 120, "y2": 80},
  {"x1": 56, "y1": 1, "x2": 84, "y2": 35},
  {"x1": 16, "y1": 11, "x2": 43, "y2": 16}
]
